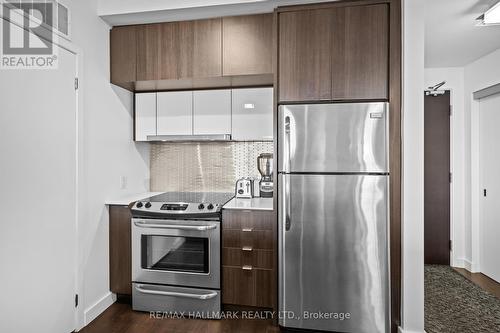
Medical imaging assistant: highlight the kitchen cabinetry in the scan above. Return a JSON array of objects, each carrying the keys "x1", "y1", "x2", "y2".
[
  {"x1": 110, "y1": 26, "x2": 137, "y2": 88},
  {"x1": 157, "y1": 91, "x2": 192, "y2": 136},
  {"x1": 135, "y1": 93, "x2": 156, "y2": 141},
  {"x1": 193, "y1": 90, "x2": 231, "y2": 135},
  {"x1": 109, "y1": 205, "x2": 132, "y2": 295},
  {"x1": 192, "y1": 18, "x2": 223, "y2": 78},
  {"x1": 232, "y1": 88, "x2": 273, "y2": 141},
  {"x1": 110, "y1": 14, "x2": 272, "y2": 91},
  {"x1": 222, "y1": 210, "x2": 276, "y2": 309},
  {"x1": 158, "y1": 22, "x2": 179, "y2": 80},
  {"x1": 222, "y1": 14, "x2": 273, "y2": 76},
  {"x1": 279, "y1": 8, "x2": 332, "y2": 102},
  {"x1": 135, "y1": 88, "x2": 273, "y2": 141},
  {"x1": 136, "y1": 24, "x2": 161, "y2": 81},
  {"x1": 331, "y1": 4, "x2": 388, "y2": 100},
  {"x1": 278, "y1": 3, "x2": 389, "y2": 102}
]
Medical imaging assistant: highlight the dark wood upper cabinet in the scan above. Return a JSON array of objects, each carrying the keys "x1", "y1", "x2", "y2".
[
  {"x1": 193, "y1": 18, "x2": 222, "y2": 78},
  {"x1": 222, "y1": 14, "x2": 273, "y2": 76},
  {"x1": 279, "y1": 9, "x2": 332, "y2": 102},
  {"x1": 177, "y1": 21, "x2": 195, "y2": 79},
  {"x1": 110, "y1": 26, "x2": 137, "y2": 86},
  {"x1": 278, "y1": 3, "x2": 389, "y2": 102},
  {"x1": 111, "y1": 15, "x2": 272, "y2": 90},
  {"x1": 136, "y1": 24, "x2": 161, "y2": 81},
  {"x1": 159, "y1": 22, "x2": 179, "y2": 80},
  {"x1": 331, "y1": 4, "x2": 389, "y2": 100}
]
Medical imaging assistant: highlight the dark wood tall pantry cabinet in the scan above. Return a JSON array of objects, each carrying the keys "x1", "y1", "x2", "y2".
[{"x1": 275, "y1": 1, "x2": 401, "y2": 332}]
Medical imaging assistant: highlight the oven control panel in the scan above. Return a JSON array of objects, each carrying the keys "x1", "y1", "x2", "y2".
[{"x1": 132, "y1": 201, "x2": 222, "y2": 218}]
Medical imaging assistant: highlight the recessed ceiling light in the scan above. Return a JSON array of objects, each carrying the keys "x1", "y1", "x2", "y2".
[{"x1": 477, "y1": 1, "x2": 500, "y2": 26}]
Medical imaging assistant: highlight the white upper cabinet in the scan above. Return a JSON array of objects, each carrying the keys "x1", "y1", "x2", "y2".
[
  {"x1": 231, "y1": 87, "x2": 273, "y2": 141},
  {"x1": 193, "y1": 89, "x2": 231, "y2": 135},
  {"x1": 135, "y1": 92, "x2": 156, "y2": 141},
  {"x1": 157, "y1": 91, "x2": 193, "y2": 136}
]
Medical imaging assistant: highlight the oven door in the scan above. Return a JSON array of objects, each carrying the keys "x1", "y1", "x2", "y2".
[{"x1": 132, "y1": 218, "x2": 220, "y2": 289}]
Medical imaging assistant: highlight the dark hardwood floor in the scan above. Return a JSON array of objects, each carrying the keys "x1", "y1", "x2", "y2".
[
  {"x1": 454, "y1": 267, "x2": 500, "y2": 298},
  {"x1": 80, "y1": 303, "x2": 280, "y2": 333}
]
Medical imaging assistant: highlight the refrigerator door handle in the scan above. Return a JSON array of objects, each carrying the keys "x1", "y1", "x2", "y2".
[
  {"x1": 284, "y1": 114, "x2": 291, "y2": 173},
  {"x1": 284, "y1": 174, "x2": 291, "y2": 231}
]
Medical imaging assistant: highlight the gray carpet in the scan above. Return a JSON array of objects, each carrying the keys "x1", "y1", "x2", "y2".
[{"x1": 425, "y1": 265, "x2": 500, "y2": 333}]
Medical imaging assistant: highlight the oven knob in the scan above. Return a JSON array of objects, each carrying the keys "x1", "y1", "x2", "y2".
[
  {"x1": 207, "y1": 204, "x2": 214, "y2": 210},
  {"x1": 198, "y1": 204, "x2": 205, "y2": 210},
  {"x1": 136, "y1": 202, "x2": 143, "y2": 208},
  {"x1": 145, "y1": 202, "x2": 152, "y2": 208}
]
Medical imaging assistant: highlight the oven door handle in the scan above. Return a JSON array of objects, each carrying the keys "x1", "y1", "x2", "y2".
[
  {"x1": 134, "y1": 221, "x2": 217, "y2": 231},
  {"x1": 135, "y1": 285, "x2": 218, "y2": 300}
]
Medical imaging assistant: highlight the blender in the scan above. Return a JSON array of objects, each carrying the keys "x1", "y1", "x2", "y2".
[{"x1": 257, "y1": 153, "x2": 274, "y2": 198}]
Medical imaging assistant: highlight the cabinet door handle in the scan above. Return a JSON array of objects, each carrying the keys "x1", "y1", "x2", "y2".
[
  {"x1": 242, "y1": 265, "x2": 253, "y2": 271},
  {"x1": 242, "y1": 246, "x2": 253, "y2": 252},
  {"x1": 242, "y1": 228, "x2": 253, "y2": 232}
]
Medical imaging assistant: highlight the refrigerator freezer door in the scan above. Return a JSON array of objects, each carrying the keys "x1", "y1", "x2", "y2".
[
  {"x1": 279, "y1": 174, "x2": 390, "y2": 333},
  {"x1": 278, "y1": 103, "x2": 388, "y2": 173}
]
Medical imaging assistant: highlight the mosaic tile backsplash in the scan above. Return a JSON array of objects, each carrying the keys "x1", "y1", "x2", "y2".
[{"x1": 150, "y1": 142, "x2": 274, "y2": 192}]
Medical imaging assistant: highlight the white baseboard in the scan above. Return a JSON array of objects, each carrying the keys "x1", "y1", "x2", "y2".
[
  {"x1": 84, "y1": 292, "x2": 116, "y2": 326},
  {"x1": 453, "y1": 258, "x2": 472, "y2": 271},
  {"x1": 399, "y1": 327, "x2": 426, "y2": 333},
  {"x1": 463, "y1": 258, "x2": 473, "y2": 272}
]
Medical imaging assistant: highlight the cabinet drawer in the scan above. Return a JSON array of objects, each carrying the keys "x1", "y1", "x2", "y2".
[
  {"x1": 222, "y1": 229, "x2": 273, "y2": 250},
  {"x1": 222, "y1": 247, "x2": 273, "y2": 270},
  {"x1": 222, "y1": 210, "x2": 274, "y2": 230},
  {"x1": 222, "y1": 266, "x2": 273, "y2": 308}
]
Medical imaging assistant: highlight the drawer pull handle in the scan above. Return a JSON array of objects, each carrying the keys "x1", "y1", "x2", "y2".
[
  {"x1": 242, "y1": 246, "x2": 253, "y2": 251},
  {"x1": 242, "y1": 228, "x2": 253, "y2": 232},
  {"x1": 242, "y1": 265, "x2": 253, "y2": 271}
]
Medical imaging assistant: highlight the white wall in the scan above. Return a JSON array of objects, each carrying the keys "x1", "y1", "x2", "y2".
[
  {"x1": 401, "y1": 0, "x2": 425, "y2": 332},
  {"x1": 424, "y1": 68, "x2": 467, "y2": 269},
  {"x1": 68, "y1": 0, "x2": 150, "y2": 328},
  {"x1": 463, "y1": 47, "x2": 500, "y2": 272}
]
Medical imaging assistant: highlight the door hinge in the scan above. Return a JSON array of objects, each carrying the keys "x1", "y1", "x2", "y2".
[
  {"x1": 74, "y1": 78, "x2": 79, "y2": 90},
  {"x1": 75, "y1": 294, "x2": 79, "y2": 308},
  {"x1": 449, "y1": 172, "x2": 452, "y2": 183},
  {"x1": 449, "y1": 240, "x2": 452, "y2": 251},
  {"x1": 484, "y1": 189, "x2": 487, "y2": 197}
]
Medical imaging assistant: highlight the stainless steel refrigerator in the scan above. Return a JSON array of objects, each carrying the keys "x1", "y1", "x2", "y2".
[{"x1": 278, "y1": 103, "x2": 390, "y2": 333}]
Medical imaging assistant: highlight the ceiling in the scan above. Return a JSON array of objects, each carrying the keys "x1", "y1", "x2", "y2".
[{"x1": 425, "y1": 0, "x2": 500, "y2": 67}]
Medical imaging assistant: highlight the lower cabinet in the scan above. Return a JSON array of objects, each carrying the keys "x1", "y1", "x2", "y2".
[
  {"x1": 222, "y1": 267, "x2": 273, "y2": 308},
  {"x1": 109, "y1": 205, "x2": 132, "y2": 295},
  {"x1": 222, "y1": 209, "x2": 276, "y2": 309}
]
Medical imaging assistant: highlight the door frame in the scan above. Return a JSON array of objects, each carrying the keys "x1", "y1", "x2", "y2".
[
  {"x1": 424, "y1": 89, "x2": 455, "y2": 266},
  {"x1": 1, "y1": 9, "x2": 84, "y2": 331},
  {"x1": 471, "y1": 87, "x2": 500, "y2": 273}
]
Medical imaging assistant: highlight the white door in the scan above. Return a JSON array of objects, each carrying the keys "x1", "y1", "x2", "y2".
[
  {"x1": 135, "y1": 92, "x2": 157, "y2": 141},
  {"x1": 193, "y1": 89, "x2": 231, "y2": 135},
  {"x1": 232, "y1": 87, "x2": 273, "y2": 141},
  {"x1": 479, "y1": 93, "x2": 500, "y2": 283},
  {"x1": 0, "y1": 41, "x2": 77, "y2": 332},
  {"x1": 157, "y1": 91, "x2": 193, "y2": 136}
]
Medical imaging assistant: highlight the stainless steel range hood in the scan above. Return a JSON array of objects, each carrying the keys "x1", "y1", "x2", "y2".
[{"x1": 146, "y1": 134, "x2": 231, "y2": 142}]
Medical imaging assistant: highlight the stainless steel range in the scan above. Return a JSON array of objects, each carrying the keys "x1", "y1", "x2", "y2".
[{"x1": 131, "y1": 192, "x2": 234, "y2": 316}]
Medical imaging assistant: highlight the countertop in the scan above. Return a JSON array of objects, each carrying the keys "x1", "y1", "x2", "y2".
[
  {"x1": 223, "y1": 197, "x2": 274, "y2": 211},
  {"x1": 105, "y1": 192, "x2": 164, "y2": 206}
]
